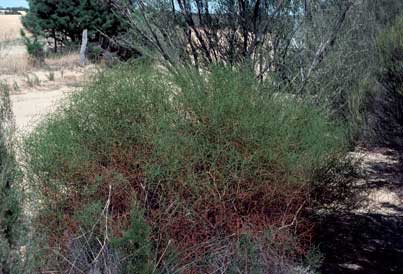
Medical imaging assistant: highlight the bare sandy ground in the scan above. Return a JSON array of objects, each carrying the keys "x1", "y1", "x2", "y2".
[
  {"x1": 352, "y1": 148, "x2": 402, "y2": 216},
  {"x1": 8, "y1": 62, "x2": 96, "y2": 133},
  {"x1": 9, "y1": 63, "x2": 96, "y2": 133},
  {"x1": 317, "y1": 147, "x2": 403, "y2": 273},
  {"x1": 11, "y1": 87, "x2": 67, "y2": 133},
  {"x1": 0, "y1": 16, "x2": 93, "y2": 130}
]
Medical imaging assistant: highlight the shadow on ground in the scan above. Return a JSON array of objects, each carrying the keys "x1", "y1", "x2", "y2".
[
  {"x1": 314, "y1": 148, "x2": 403, "y2": 274},
  {"x1": 315, "y1": 212, "x2": 403, "y2": 274}
]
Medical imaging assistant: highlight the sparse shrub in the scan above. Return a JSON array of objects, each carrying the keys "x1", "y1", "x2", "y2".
[
  {"x1": 25, "y1": 74, "x2": 40, "y2": 87},
  {"x1": 12, "y1": 81, "x2": 20, "y2": 93},
  {"x1": 24, "y1": 61, "x2": 347, "y2": 272},
  {"x1": 87, "y1": 44, "x2": 104, "y2": 62},
  {"x1": 33, "y1": 74, "x2": 40, "y2": 86},
  {"x1": 47, "y1": 72, "x2": 55, "y2": 81},
  {"x1": 0, "y1": 84, "x2": 23, "y2": 274},
  {"x1": 20, "y1": 29, "x2": 45, "y2": 66},
  {"x1": 24, "y1": 74, "x2": 34, "y2": 87}
]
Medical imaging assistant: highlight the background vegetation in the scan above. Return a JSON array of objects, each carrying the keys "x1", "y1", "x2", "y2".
[{"x1": 0, "y1": 84, "x2": 22, "y2": 274}]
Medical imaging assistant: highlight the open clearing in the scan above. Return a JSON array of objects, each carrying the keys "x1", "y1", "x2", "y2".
[
  {"x1": 0, "y1": 15, "x2": 96, "y2": 132},
  {"x1": 8, "y1": 63, "x2": 96, "y2": 132}
]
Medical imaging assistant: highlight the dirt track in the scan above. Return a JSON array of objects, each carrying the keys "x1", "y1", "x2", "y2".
[
  {"x1": 11, "y1": 88, "x2": 67, "y2": 132},
  {"x1": 316, "y1": 148, "x2": 403, "y2": 274}
]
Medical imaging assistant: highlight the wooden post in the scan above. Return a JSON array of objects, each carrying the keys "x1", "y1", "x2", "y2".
[{"x1": 80, "y1": 29, "x2": 88, "y2": 66}]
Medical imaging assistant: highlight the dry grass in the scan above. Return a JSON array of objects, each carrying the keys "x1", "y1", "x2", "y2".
[
  {"x1": 0, "y1": 15, "x2": 30, "y2": 74},
  {"x1": 0, "y1": 15, "x2": 23, "y2": 42},
  {"x1": 0, "y1": 15, "x2": 92, "y2": 78},
  {"x1": 0, "y1": 14, "x2": 92, "y2": 93},
  {"x1": 46, "y1": 52, "x2": 81, "y2": 69},
  {"x1": 0, "y1": 44, "x2": 31, "y2": 75}
]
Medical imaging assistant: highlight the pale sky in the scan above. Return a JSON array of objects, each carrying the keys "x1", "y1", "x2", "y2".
[{"x1": 0, "y1": 0, "x2": 28, "y2": 8}]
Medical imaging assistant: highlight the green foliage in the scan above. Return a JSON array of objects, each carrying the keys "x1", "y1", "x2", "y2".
[
  {"x1": 87, "y1": 44, "x2": 104, "y2": 62},
  {"x1": 20, "y1": 29, "x2": 44, "y2": 65},
  {"x1": 23, "y1": 61, "x2": 347, "y2": 271},
  {"x1": 371, "y1": 14, "x2": 403, "y2": 147},
  {"x1": 25, "y1": 62, "x2": 346, "y2": 191},
  {"x1": 0, "y1": 84, "x2": 22, "y2": 274},
  {"x1": 111, "y1": 207, "x2": 153, "y2": 274},
  {"x1": 377, "y1": 15, "x2": 403, "y2": 95},
  {"x1": 23, "y1": 0, "x2": 128, "y2": 50}
]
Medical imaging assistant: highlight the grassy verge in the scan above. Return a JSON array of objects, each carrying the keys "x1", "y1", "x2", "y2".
[{"x1": 0, "y1": 84, "x2": 24, "y2": 273}]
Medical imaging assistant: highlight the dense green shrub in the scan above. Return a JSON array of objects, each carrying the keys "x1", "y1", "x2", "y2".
[{"x1": 24, "y1": 61, "x2": 347, "y2": 272}]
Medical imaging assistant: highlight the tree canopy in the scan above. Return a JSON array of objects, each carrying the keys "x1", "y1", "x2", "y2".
[{"x1": 22, "y1": 0, "x2": 127, "y2": 52}]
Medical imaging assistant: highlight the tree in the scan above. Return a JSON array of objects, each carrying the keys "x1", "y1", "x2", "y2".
[
  {"x1": 287, "y1": 0, "x2": 403, "y2": 141},
  {"x1": 23, "y1": 0, "x2": 128, "y2": 53}
]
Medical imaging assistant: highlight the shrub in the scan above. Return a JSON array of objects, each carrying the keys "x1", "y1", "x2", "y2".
[
  {"x1": 111, "y1": 207, "x2": 153, "y2": 274},
  {"x1": 366, "y1": 15, "x2": 403, "y2": 148},
  {"x1": 20, "y1": 29, "x2": 45, "y2": 66},
  {"x1": 0, "y1": 84, "x2": 23, "y2": 274},
  {"x1": 24, "y1": 61, "x2": 347, "y2": 272}
]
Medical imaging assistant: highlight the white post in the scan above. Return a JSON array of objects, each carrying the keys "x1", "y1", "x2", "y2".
[{"x1": 80, "y1": 29, "x2": 88, "y2": 66}]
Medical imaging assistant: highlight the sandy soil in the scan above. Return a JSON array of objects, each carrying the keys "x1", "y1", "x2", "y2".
[
  {"x1": 11, "y1": 87, "x2": 67, "y2": 133},
  {"x1": 9, "y1": 63, "x2": 96, "y2": 133},
  {"x1": 0, "y1": 15, "x2": 97, "y2": 133},
  {"x1": 317, "y1": 147, "x2": 403, "y2": 273},
  {"x1": 5, "y1": 54, "x2": 96, "y2": 132},
  {"x1": 352, "y1": 148, "x2": 402, "y2": 216}
]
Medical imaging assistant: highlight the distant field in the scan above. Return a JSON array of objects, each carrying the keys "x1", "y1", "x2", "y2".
[
  {"x1": 0, "y1": 15, "x2": 28, "y2": 75},
  {"x1": 0, "y1": 15, "x2": 23, "y2": 41}
]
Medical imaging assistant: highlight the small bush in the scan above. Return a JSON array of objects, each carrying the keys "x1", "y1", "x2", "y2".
[
  {"x1": 87, "y1": 44, "x2": 104, "y2": 62},
  {"x1": 24, "y1": 61, "x2": 347, "y2": 272},
  {"x1": 47, "y1": 72, "x2": 55, "y2": 81},
  {"x1": 20, "y1": 29, "x2": 45, "y2": 66},
  {"x1": 12, "y1": 81, "x2": 20, "y2": 93},
  {"x1": 25, "y1": 74, "x2": 40, "y2": 87}
]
